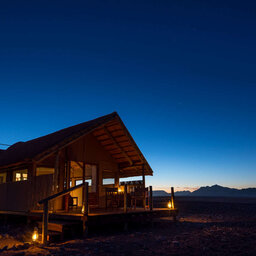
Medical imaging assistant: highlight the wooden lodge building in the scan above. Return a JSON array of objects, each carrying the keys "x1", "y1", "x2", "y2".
[{"x1": 0, "y1": 112, "x2": 176, "y2": 242}]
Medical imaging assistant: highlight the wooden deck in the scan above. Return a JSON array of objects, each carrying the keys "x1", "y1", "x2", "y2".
[
  {"x1": 1, "y1": 207, "x2": 178, "y2": 242},
  {"x1": 1, "y1": 207, "x2": 178, "y2": 223}
]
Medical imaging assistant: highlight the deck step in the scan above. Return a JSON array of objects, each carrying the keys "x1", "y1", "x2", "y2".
[
  {"x1": 37, "y1": 231, "x2": 63, "y2": 243},
  {"x1": 37, "y1": 220, "x2": 82, "y2": 241},
  {"x1": 38, "y1": 221, "x2": 65, "y2": 232}
]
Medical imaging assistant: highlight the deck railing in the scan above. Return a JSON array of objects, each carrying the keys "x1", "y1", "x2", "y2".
[
  {"x1": 38, "y1": 182, "x2": 89, "y2": 244},
  {"x1": 105, "y1": 184, "x2": 153, "y2": 211}
]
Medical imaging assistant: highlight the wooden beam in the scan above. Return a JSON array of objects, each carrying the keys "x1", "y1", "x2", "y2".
[
  {"x1": 113, "y1": 156, "x2": 130, "y2": 160},
  {"x1": 119, "y1": 162, "x2": 148, "y2": 169},
  {"x1": 82, "y1": 162, "x2": 85, "y2": 203},
  {"x1": 115, "y1": 170, "x2": 119, "y2": 187},
  {"x1": 101, "y1": 142, "x2": 118, "y2": 148},
  {"x1": 142, "y1": 164, "x2": 146, "y2": 209},
  {"x1": 96, "y1": 138, "x2": 112, "y2": 144},
  {"x1": 111, "y1": 152, "x2": 137, "y2": 158},
  {"x1": 171, "y1": 187, "x2": 175, "y2": 209},
  {"x1": 119, "y1": 166, "x2": 148, "y2": 177},
  {"x1": 54, "y1": 151, "x2": 60, "y2": 193},
  {"x1": 111, "y1": 148, "x2": 135, "y2": 154},
  {"x1": 118, "y1": 164, "x2": 146, "y2": 175},
  {"x1": 97, "y1": 136, "x2": 128, "y2": 144},
  {"x1": 149, "y1": 186, "x2": 153, "y2": 211},
  {"x1": 124, "y1": 184, "x2": 127, "y2": 213},
  {"x1": 105, "y1": 128, "x2": 123, "y2": 133},
  {"x1": 35, "y1": 119, "x2": 118, "y2": 164},
  {"x1": 39, "y1": 183, "x2": 85, "y2": 205},
  {"x1": 171, "y1": 187, "x2": 176, "y2": 221},
  {"x1": 30, "y1": 162, "x2": 37, "y2": 211},
  {"x1": 82, "y1": 182, "x2": 89, "y2": 237},
  {"x1": 82, "y1": 162, "x2": 85, "y2": 182},
  {"x1": 75, "y1": 161, "x2": 83, "y2": 170},
  {"x1": 116, "y1": 116, "x2": 144, "y2": 164},
  {"x1": 52, "y1": 151, "x2": 60, "y2": 213},
  {"x1": 103, "y1": 126, "x2": 133, "y2": 166},
  {"x1": 42, "y1": 202, "x2": 49, "y2": 245},
  {"x1": 67, "y1": 161, "x2": 71, "y2": 189}
]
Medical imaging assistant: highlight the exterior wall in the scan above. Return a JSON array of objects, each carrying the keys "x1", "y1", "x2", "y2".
[
  {"x1": 66, "y1": 133, "x2": 119, "y2": 207},
  {"x1": 0, "y1": 132, "x2": 120, "y2": 212},
  {"x1": 0, "y1": 174, "x2": 53, "y2": 212},
  {"x1": 0, "y1": 180, "x2": 30, "y2": 211},
  {"x1": 32, "y1": 174, "x2": 53, "y2": 210}
]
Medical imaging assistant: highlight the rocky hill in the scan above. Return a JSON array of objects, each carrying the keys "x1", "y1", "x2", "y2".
[{"x1": 153, "y1": 185, "x2": 256, "y2": 197}]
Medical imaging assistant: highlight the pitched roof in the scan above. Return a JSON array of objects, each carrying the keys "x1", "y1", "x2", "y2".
[
  {"x1": 0, "y1": 112, "x2": 153, "y2": 176},
  {"x1": 0, "y1": 112, "x2": 118, "y2": 168}
]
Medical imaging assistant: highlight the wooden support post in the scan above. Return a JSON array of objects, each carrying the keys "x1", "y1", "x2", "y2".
[
  {"x1": 171, "y1": 187, "x2": 176, "y2": 221},
  {"x1": 149, "y1": 186, "x2": 153, "y2": 211},
  {"x1": 142, "y1": 164, "x2": 146, "y2": 209},
  {"x1": 124, "y1": 184, "x2": 127, "y2": 213},
  {"x1": 171, "y1": 187, "x2": 175, "y2": 209},
  {"x1": 51, "y1": 152, "x2": 60, "y2": 213},
  {"x1": 82, "y1": 162, "x2": 86, "y2": 183},
  {"x1": 64, "y1": 161, "x2": 67, "y2": 190},
  {"x1": 54, "y1": 151, "x2": 60, "y2": 193},
  {"x1": 29, "y1": 162, "x2": 37, "y2": 211},
  {"x1": 42, "y1": 201, "x2": 49, "y2": 245},
  {"x1": 67, "y1": 161, "x2": 71, "y2": 189},
  {"x1": 6, "y1": 170, "x2": 13, "y2": 183},
  {"x1": 82, "y1": 162, "x2": 86, "y2": 203},
  {"x1": 82, "y1": 182, "x2": 89, "y2": 237},
  {"x1": 103, "y1": 126, "x2": 133, "y2": 165},
  {"x1": 115, "y1": 171, "x2": 119, "y2": 187}
]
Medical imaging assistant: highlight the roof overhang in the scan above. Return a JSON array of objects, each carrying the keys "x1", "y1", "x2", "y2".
[
  {"x1": 35, "y1": 114, "x2": 153, "y2": 177},
  {"x1": 92, "y1": 115, "x2": 153, "y2": 177},
  {"x1": 0, "y1": 112, "x2": 153, "y2": 178}
]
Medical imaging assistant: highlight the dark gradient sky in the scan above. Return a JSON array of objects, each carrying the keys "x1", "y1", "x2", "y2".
[{"x1": 1, "y1": 1, "x2": 256, "y2": 191}]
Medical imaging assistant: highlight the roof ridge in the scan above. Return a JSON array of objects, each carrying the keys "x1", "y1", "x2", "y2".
[
  {"x1": 9, "y1": 112, "x2": 118, "y2": 147},
  {"x1": 0, "y1": 112, "x2": 118, "y2": 167}
]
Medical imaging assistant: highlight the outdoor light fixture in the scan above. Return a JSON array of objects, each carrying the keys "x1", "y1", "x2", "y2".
[
  {"x1": 32, "y1": 227, "x2": 39, "y2": 242},
  {"x1": 167, "y1": 200, "x2": 172, "y2": 209}
]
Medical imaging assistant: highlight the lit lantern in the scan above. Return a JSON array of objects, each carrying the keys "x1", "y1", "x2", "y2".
[
  {"x1": 167, "y1": 200, "x2": 172, "y2": 209},
  {"x1": 32, "y1": 227, "x2": 39, "y2": 242},
  {"x1": 118, "y1": 187, "x2": 122, "y2": 193}
]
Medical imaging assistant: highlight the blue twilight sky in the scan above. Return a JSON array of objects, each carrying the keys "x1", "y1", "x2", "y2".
[{"x1": 0, "y1": 1, "x2": 256, "y2": 191}]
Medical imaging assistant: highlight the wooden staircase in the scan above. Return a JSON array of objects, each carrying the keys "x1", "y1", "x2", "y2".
[
  {"x1": 38, "y1": 182, "x2": 89, "y2": 244},
  {"x1": 37, "y1": 220, "x2": 82, "y2": 242}
]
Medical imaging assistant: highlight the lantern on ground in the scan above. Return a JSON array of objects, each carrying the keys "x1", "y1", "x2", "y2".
[{"x1": 32, "y1": 227, "x2": 39, "y2": 242}]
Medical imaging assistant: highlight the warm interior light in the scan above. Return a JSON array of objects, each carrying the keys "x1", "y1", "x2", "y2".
[
  {"x1": 118, "y1": 187, "x2": 122, "y2": 193},
  {"x1": 167, "y1": 201, "x2": 172, "y2": 209},
  {"x1": 32, "y1": 227, "x2": 39, "y2": 242}
]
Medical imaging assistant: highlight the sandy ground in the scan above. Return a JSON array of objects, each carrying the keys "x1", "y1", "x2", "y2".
[{"x1": 0, "y1": 197, "x2": 256, "y2": 256}]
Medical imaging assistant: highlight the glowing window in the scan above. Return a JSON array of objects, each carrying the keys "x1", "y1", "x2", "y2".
[
  {"x1": 13, "y1": 169, "x2": 28, "y2": 182},
  {"x1": 103, "y1": 178, "x2": 115, "y2": 185},
  {"x1": 16, "y1": 173, "x2": 21, "y2": 181},
  {"x1": 0, "y1": 172, "x2": 7, "y2": 184}
]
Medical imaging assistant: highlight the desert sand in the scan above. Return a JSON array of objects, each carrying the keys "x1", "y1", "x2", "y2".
[{"x1": 0, "y1": 197, "x2": 255, "y2": 256}]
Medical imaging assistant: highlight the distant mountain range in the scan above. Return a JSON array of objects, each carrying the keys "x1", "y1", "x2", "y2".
[{"x1": 153, "y1": 185, "x2": 256, "y2": 197}]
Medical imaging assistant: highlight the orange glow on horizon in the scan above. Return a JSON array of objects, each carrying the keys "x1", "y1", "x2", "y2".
[{"x1": 153, "y1": 186, "x2": 199, "y2": 193}]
